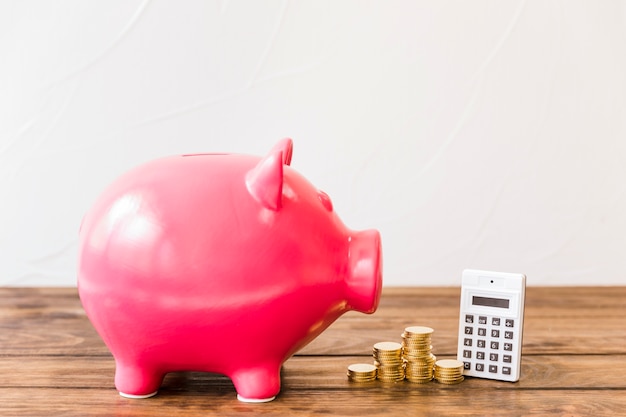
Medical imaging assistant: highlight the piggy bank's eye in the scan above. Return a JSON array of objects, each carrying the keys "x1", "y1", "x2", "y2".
[{"x1": 318, "y1": 190, "x2": 333, "y2": 211}]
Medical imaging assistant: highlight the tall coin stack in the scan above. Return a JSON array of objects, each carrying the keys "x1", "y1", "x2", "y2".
[
  {"x1": 402, "y1": 326, "x2": 436, "y2": 383},
  {"x1": 373, "y1": 342, "x2": 405, "y2": 382},
  {"x1": 433, "y1": 359, "x2": 465, "y2": 384}
]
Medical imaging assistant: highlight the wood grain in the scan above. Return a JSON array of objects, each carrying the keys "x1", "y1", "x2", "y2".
[{"x1": 1, "y1": 287, "x2": 625, "y2": 416}]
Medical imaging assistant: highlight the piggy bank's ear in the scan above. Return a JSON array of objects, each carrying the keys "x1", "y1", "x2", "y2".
[
  {"x1": 270, "y1": 137, "x2": 293, "y2": 166},
  {"x1": 246, "y1": 150, "x2": 284, "y2": 211}
]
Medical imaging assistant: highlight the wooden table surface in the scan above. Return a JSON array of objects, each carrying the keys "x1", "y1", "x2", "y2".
[{"x1": 1, "y1": 286, "x2": 625, "y2": 416}]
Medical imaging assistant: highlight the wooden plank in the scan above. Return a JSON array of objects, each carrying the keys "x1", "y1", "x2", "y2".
[
  {"x1": 1, "y1": 387, "x2": 625, "y2": 416},
  {"x1": 3, "y1": 286, "x2": 626, "y2": 313},
  {"x1": 1, "y1": 355, "x2": 625, "y2": 390},
  {"x1": 303, "y1": 316, "x2": 626, "y2": 356},
  {"x1": 4, "y1": 287, "x2": 626, "y2": 317},
  {"x1": 2, "y1": 287, "x2": 626, "y2": 356},
  {"x1": 2, "y1": 312, "x2": 624, "y2": 356}
]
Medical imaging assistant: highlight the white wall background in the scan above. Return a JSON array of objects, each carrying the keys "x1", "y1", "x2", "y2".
[{"x1": 2, "y1": 0, "x2": 626, "y2": 287}]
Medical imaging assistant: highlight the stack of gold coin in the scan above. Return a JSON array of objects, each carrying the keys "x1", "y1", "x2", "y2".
[
  {"x1": 347, "y1": 363, "x2": 377, "y2": 382},
  {"x1": 373, "y1": 341, "x2": 405, "y2": 382},
  {"x1": 433, "y1": 359, "x2": 465, "y2": 384},
  {"x1": 402, "y1": 326, "x2": 436, "y2": 383}
]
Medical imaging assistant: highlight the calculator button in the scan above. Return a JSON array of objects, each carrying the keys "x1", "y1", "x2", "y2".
[
  {"x1": 489, "y1": 353, "x2": 498, "y2": 362},
  {"x1": 491, "y1": 329, "x2": 500, "y2": 338},
  {"x1": 465, "y1": 315, "x2": 474, "y2": 323},
  {"x1": 464, "y1": 338, "x2": 472, "y2": 346},
  {"x1": 504, "y1": 343, "x2": 513, "y2": 351},
  {"x1": 492, "y1": 318, "x2": 501, "y2": 326},
  {"x1": 490, "y1": 341, "x2": 499, "y2": 350},
  {"x1": 489, "y1": 365, "x2": 498, "y2": 373},
  {"x1": 478, "y1": 316, "x2": 487, "y2": 324},
  {"x1": 502, "y1": 367, "x2": 511, "y2": 375},
  {"x1": 463, "y1": 350, "x2": 471, "y2": 358},
  {"x1": 477, "y1": 340, "x2": 486, "y2": 348},
  {"x1": 503, "y1": 355, "x2": 512, "y2": 363},
  {"x1": 505, "y1": 319, "x2": 515, "y2": 327},
  {"x1": 505, "y1": 331, "x2": 514, "y2": 339},
  {"x1": 463, "y1": 362, "x2": 471, "y2": 370},
  {"x1": 476, "y1": 351, "x2": 485, "y2": 360},
  {"x1": 464, "y1": 326, "x2": 473, "y2": 335},
  {"x1": 478, "y1": 328, "x2": 487, "y2": 336},
  {"x1": 476, "y1": 363, "x2": 484, "y2": 372}
]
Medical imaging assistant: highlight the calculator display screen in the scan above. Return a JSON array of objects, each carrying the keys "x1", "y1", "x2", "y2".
[{"x1": 472, "y1": 296, "x2": 509, "y2": 309}]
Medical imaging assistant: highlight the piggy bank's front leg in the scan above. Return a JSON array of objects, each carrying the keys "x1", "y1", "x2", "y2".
[
  {"x1": 114, "y1": 360, "x2": 163, "y2": 399},
  {"x1": 230, "y1": 363, "x2": 281, "y2": 402}
]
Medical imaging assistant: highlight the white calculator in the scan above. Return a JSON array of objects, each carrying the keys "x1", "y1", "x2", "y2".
[{"x1": 456, "y1": 269, "x2": 526, "y2": 382}]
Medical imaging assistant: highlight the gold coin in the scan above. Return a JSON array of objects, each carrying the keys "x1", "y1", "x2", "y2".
[
  {"x1": 435, "y1": 375, "x2": 463, "y2": 381},
  {"x1": 377, "y1": 367, "x2": 404, "y2": 375},
  {"x1": 407, "y1": 373, "x2": 433, "y2": 379},
  {"x1": 405, "y1": 366, "x2": 433, "y2": 373},
  {"x1": 406, "y1": 376, "x2": 433, "y2": 383},
  {"x1": 373, "y1": 341, "x2": 403, "y2": 352},
  {"x1": 376, "y1": 362, "x2": 403, "y2": 369},
  {"x1": 374, "y1": 356, "x2": 402, "y2": 362},
  {"x1": 404, "y1": 326, "x2": 434, "y2": 336},
  {"x1": 348, "y1": 376, "x2": 376, "y2": 382},
  {"x1": 434, "y1": 370, "x2": 462, "y2": 376},
  {"x1": 374, "y1": 351, "x2": 403, "y2": 357},
  {"x1": 405, "y1": 360, "x2": 433, "y2": 367},
  {"x1": 402, "y1": 344, "x2": 432, "y2": 351},
  {"x1": 374, "y1": 355, "x2": 401, "y2": 361},
  {"x1": 377, "y1": 362, "x2": 403, "y2": 367},
  {"x1": 377, "y1": 373, "x2": 405, "y2": 379},
  {"x1": 406, "y1": 369, "x2": 433, "y2": 374},
  {"x1": 405, "y1": 358, "x2": 435, "y2": 365},
  {"x1": 375, "y1": 352, "x2": 402, "y2": 357},
  {"x1": 407, "y1": 375, "x2": 432, "y2": 379},
  {"x1": 402, "y1": 335, "x2": 431, "y2": 341},
  {"x1": 378, "y1": 376, "x2": 405, "y2": 382},
  {"x1": 374, "y1": 354, "x2": 402, "y2": 359},
  {"x1": 435, "y1": 359, "x2": 464, "y2": 369},
  {"x1": 405, "y1": 361, "x2": 433, "y2": 368},
  {"x1": 434, "y1": 366, "x2": 462, "y2": 373},
  {"x1": 376, "y1": 368, "x2": 401, "y2": 373},
  {"x1": 435, "y1": 376, "x2": 465, "y2": 384},
  {"x1": 403, "y1": 351, "x2": 432, "y2": 356},
  {"x1": 348, "y1": 363, "x2": 377, "y2": 373},
  {"x1": 402, "y1": 333, "x2": 431, "y2": 340},
  {"x1": 402, "y1": 339, "x2": 431, "y2": 345}
]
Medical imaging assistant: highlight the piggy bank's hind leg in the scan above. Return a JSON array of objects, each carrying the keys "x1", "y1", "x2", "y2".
[
  {"x1": 114, "y1": 361, "x2": 163, "y2": 399},
  {"x1": 230, "y1": 364, "x2": 281, "y2": 402}
]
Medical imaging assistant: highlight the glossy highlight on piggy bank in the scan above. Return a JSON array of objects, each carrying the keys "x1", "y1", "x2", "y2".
[{"x1": 77, "y1": 139, "x2": 382, "y2": 402}]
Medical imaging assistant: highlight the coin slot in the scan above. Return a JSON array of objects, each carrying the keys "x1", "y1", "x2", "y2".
[{"x1": 182, "y1": 153, "x2": 229, "y2": 157}]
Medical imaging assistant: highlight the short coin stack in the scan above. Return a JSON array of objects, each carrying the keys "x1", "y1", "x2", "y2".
[
  {"x1": 433, "y1": 359, "x2": 465, "y2": 384},
  {"x1": 402, "y1": 326, "x2": 436, "y2": 383},
  {"x1": 373, "y1": 341, "x2": 405, "y2": 382},
  {"x1": 346, "y1": 363, "x2": 377, "y2": 383}
]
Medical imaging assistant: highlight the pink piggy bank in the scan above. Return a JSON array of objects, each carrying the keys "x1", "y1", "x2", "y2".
[{"x1": 77, "y1": 139, "x2": 382, "y2": 402}]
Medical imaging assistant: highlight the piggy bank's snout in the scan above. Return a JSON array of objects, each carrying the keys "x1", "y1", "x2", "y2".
[{"x1": 346, "y1": 229, "x2": 382, "y2": 314}]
